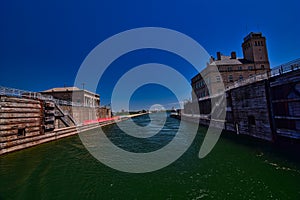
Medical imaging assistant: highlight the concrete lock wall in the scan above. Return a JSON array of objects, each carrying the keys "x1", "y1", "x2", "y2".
[
  {"x1": 185, "y1": 79, "x2": 274, "y2": 141},
  {"x1": 0, "y1": 96, "x2": 44, "y2": 152},
  {"x1": 229, "y1": 80, "x2": 273, "y2": 141},
  {"x1": 0, "y1": 95, "x2": 114, "y2": 155},
  {"x1": 59, "y1": 105, "x2": 112, "y2": 125}
]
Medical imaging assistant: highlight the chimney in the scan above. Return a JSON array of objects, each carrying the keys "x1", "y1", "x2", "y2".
[
  {"x1": 217, "y1": 52, "x2": 221, "y2": 60},
  {"x1": 231, "y1": 51, "x2": 237, "y2": 59}
]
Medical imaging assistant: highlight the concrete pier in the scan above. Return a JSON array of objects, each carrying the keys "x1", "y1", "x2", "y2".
[{"x1": 0, "y1": 94, "x2": 147, "y2": 155}]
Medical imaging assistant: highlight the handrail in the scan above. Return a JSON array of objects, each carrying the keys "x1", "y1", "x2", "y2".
[
  {"x1": 271, "y1": 58, "x2": 300, "y2": 77},
  {"x1": 0, "y1": 86, "x2": 100, "y2": 108},
  {"x1": 196, "y1": 58, "x2": 300, "y2": 101}
]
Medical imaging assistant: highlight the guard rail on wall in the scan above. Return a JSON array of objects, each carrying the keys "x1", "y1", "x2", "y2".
[{"x1": 0, "y1": 86, "x2": 99, "y2": 108}]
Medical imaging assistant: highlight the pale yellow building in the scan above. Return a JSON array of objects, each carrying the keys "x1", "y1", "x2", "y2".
[{"x1": 41, "y1": 87, "x2": 100, "y2": 107}]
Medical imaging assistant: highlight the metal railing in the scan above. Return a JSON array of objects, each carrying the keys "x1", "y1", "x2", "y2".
[
  {"x1": 226, "y1": 58, "x2": 300, "y2": 90},
  {"x1": 0, "y1": 86, "x2": 99, "y2": 108},
  {"x1": 271, "y1": 58, "x2": 300, "y2": 77},
  {"x1": 0, "y1": 87, "x2": 37, "y2": 98},
  {"x1": 196, "y1": 58, "x2": 300, "y2": 101},
  {"x1": 226, "y1": 71, "x2": 269, "y2": 90}
]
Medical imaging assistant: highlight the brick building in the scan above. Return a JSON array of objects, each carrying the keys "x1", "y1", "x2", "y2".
[{"x1": 191, "y1": 32, "x2": 270, "y2": 100}]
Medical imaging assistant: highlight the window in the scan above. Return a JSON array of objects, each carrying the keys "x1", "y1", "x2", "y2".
[
  {"x1": 248, "y1": 66, "x2": 253, "y2": 70},
  {"x1": 239, "y1": 75, "x2": 243, "y2": 80},
  {"x1": 216, "y1": 76, "x2": 221, "y2": 82},
  {"x1": 255, "y1": 41, "x2": 257, "y2": 46},
  {"x1": 248, "y1": 115, "x2": 256, "y2": 126},
  {"x1": 201, "y1": 91, "x2": 205, "y2": 97},
  {"x1": 227, "y1": 66, "x2": 233, "y2": 71},
  {"x1": 17, "y1": 128, "x2": 26, "y2": 137},
  {"x1": 261, "y1": 65, "x2": 265, "y2": 70},
  {"x1": 261, "y1": 41, "x2": 264, "y2": 46},
  {"x1": 205, "y1": 77, "x2": 210, "y2": 84},
  {"x1": 238, "y1": 66, "x2": 243, "y2": 70},
  {"x1": 228, "y1": 75, "x2": 233, "y2": 82}
]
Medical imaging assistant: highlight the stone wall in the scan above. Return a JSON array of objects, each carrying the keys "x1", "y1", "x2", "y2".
[
  {"x1": 186, "y1": 79, "x2": 274, "y2": 141},
  {"x1": 229, "y1": 80, "x2": 273, "y2": 141}
]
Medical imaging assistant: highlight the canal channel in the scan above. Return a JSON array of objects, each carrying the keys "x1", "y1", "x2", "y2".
[{"x1": 0, "y1": 113, "x2": 300, "y2": 199}]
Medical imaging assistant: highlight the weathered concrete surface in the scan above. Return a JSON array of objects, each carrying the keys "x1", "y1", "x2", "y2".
[
  {"x1": 270, "y1": 69, "x2": 300, "y2": 139},
  {"x1": 57, "y1": 105, "x2": 112, "y2": 128},
  {"x1": 0, "y1": 96, "x2": 43, "y2": 145},
  {"x1": 183, "y1": 79, "x2": 274, "y2": 141},
  {"x1": 0, "y1": 95, "x2": 112, "y2": 155},
  {"x1": 229, "y1": 80, "x2": 273, "y2": 141},
  {"x1": 0, "y1": 108, "x2": 146, "y2": 155},
  {"x1": 0, "y1": 120, "x2": 119, "y2": 155}
]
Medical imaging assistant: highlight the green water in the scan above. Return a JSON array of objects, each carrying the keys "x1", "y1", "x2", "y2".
[{"x1": 1, "y1": 114, "x2": 300, "y2": 199}]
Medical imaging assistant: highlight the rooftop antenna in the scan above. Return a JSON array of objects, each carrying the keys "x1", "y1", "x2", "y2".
[{"x1": 82, "y1": 83, "x2": 85, "y2": 90}]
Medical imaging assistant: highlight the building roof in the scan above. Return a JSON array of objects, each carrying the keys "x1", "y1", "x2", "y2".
[
  {"x1": 42, "y1": 87, "x2": 81, "y2": 92},
  {"x1": 42, "y1": 87, "x2": 100, "y2": 97},
  {"x1": 243, "y1": 32, "x2": 263, "y2": 41},
  {"x1": 210, "y1": 55, "x2": 251, "y2": 66}
]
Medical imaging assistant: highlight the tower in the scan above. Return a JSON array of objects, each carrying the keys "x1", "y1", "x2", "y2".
[{"x1": 242, "y1": 32, "x2": 270, "y2": 70}]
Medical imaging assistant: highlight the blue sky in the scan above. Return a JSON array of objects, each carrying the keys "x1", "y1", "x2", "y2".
[{"x1": 0, "y1": 0, "x2": 299, "y2": 111}]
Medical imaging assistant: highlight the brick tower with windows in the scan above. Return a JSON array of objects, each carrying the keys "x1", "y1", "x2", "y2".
[{"x1": 242, "y1": 32, "x2": 270, "y2": 71}]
